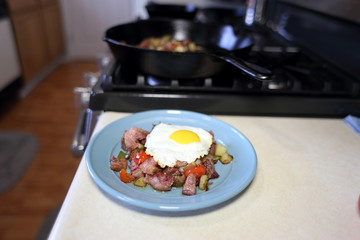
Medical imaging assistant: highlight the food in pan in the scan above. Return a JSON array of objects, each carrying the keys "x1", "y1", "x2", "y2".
[
  {"x1": 137, "y1": 35, "x2": 202, "y2": 52},
  {"x1": 122, "y1": 35, "x2": 202, "y2": 52},
  {"x1": 109, "y1": 123, "x2": 233, "y2": 195}
]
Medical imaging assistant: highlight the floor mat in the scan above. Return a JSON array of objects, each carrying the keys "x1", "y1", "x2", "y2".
[{"x1": 0, "y1": 131, "x2": 39, "y2": 193}]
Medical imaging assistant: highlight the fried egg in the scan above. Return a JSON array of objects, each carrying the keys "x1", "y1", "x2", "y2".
[{"x1": 145, "y1": 123, "x2": 213, "y2": 168}]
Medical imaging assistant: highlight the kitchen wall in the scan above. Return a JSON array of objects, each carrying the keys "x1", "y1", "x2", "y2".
[
  {"x1": 59, "y1": 0, "x2": 249, "y2": 59},
  {"x1": 59, "y1": 0, "x2": 140, "y2": 59}
]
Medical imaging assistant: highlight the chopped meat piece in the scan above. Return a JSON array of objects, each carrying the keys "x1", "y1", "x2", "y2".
[
  {"x1": 121, "y1": 127, "x2": 149, "y2": 152},
  {"x1": 209, "y1": 142, "x2": 216, "y2": 155},
  {"x1": 208, "y1": 131, "x2": 216, "y2": 155},
  {"x1": 144, "y1": 172, "x2": 175, "y2": 191},
  {"x1": 130, "y1": 160, "x2": 144, "y2": 178},
  {"x1": 110, "y1": 156, "x2": 127, "y2": 171},
  {"x1": 182, "y1": 173, "x2": 197, "y2": 196},
  {"x1": 209, "y1": 130, "x2": 214, "y2": 137},
  {"x1": 202, "y1": 156, "x2": 219, "y2": 179},
  {"x1": 174, "y1": 160, "x2": 188, "y2": 167},
  {"x1": 139, "y1": 157, "x2": 159, "y2": 175},
  {"x1": 128, "y1": 148, "x2": 143, "y2": 161},
  {"x1": 163, "y1": 167, "x2": 181, "y2": 176}
]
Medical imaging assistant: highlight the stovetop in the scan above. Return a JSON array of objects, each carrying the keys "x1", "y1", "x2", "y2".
[
  {"x1": 88, "y1": 3, "x2": 360, "y2": 118},
  {"x1": 89, "y1": 26, "x2": 360, "y2": 117},
  {"x1": 100, "y1": 27, "x2": 359, "y2": 97}
]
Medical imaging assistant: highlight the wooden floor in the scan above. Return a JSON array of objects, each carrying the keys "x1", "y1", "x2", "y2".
[{"x1": 0, "y1": 60, "x2": 98, "y2": 240}]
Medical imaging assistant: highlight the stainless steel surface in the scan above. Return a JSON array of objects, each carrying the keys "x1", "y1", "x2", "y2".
[
  {"x1": 73, "y1": 87, "x2": 91, "y2": 109},
  {"x1": 72, "y1": 70, "x2": 103, "y2": 156},
  {"x1": 71, "y1": 109, "x2": 88, "y2": 157},
  {"x1": 71, "y1": 109, "x2": 101, "y2": 156}
]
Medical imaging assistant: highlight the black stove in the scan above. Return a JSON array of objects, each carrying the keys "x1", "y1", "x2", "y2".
[{"x1": 88, "y1": 1, "x2": 360, "y2": 118}]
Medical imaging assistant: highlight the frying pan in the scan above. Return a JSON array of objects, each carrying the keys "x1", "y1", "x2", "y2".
[{"x1": 104, "y1": 19, "x2": 271, "y2": 80}]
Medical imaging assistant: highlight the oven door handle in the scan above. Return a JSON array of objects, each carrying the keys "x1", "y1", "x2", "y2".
[
  {"x1": 72, "y1": 109, "x2": 101, "y2": 157},
  {"x1": 71, "y1": 109, "x2": 88, "y2": 157}
]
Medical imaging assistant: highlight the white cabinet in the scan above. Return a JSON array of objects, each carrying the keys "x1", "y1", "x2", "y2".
[
  {"x1": 60, "y1": 0, "x2": 139, "y2": 59},
  {"x1": 0, "y1": 18, "x2": 21, "y2": 91}
]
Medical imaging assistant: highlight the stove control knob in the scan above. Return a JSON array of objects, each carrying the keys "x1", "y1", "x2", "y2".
[
  {"x1": 97, "y1": 56, "x2": 111, "y2": 72},
  {"x1": 73, "y1": 87, "x2": 91, "y2": 109},
  {"x1": 83, "y1": 72, "x2": 99, "y2": 88}
]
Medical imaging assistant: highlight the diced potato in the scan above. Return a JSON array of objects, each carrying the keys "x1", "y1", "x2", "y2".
[
  {"x1": 199, "y1": 175, "x2": 208, "y2": 191},
  {"x1": 215, "y1": 144, "x2": 227, "y2": 156},
  {"x1": 220, "y1": 152, "x2": 233, "y2": 164},
  {"x1": 188, "y1": 42, "x2": 196, "y2": 51},
  {"x1": 174, "y1": 45, "x2": 186, "y2": 52},
  {"x1": 133, "y1": 177, "x2": 147, "y2": 187},
  {"x1": 195, "y1": 159, "x2": 202, "y2": 166},
  {"x1": 137, "y1": 143, "x2": 144, "y2": 149},
  {"x1": 208, "y1": 154, "x2": 220, "y2": 161}
]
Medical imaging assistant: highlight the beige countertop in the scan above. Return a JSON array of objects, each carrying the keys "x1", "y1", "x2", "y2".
[{"x1": 48, "y1": 111, "x2": 360, "y2": 240}]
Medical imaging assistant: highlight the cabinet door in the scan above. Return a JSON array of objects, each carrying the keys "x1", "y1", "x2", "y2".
[
  {"x1": 6, "y1": 0, "x2": 40, "y2": 13},
  {"x1": 42, "y1": 4, "x2": 64, "y2": 61},
  {"x1": 11, "y1": 9, "x2": 50, "y2": 82}
]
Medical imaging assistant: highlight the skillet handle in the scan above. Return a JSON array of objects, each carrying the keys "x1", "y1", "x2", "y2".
[{"x1": 213, "y1": 51, "x2": 273, "y2": 81}]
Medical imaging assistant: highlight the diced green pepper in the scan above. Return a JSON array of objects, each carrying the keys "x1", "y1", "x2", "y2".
[{"x1": 117, "y1": 150, "x2": 126, "y2": 159}]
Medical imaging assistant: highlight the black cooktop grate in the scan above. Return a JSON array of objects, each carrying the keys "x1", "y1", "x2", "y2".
[
  {"x1": 101, "y1": 50, "x2": 360, "y2": 98},
  {"x1": 90, "y1": 24, "x2": 360, "y2": 117}
]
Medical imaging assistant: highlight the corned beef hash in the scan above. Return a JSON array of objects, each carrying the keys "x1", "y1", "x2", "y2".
[{"x1": 110, "y1": 123, "x2": 233, "y2": 196}]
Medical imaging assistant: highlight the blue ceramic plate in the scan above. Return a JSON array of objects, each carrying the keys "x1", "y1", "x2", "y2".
[{"x1": 86, "y1": 110, "x2": 257, "y2": 211}]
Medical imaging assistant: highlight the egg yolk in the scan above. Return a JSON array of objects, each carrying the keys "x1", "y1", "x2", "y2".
[{"x1": 169, "y1": 130, "x2": 200, "y2": 144}]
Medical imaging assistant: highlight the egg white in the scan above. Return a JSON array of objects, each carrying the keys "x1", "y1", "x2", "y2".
[{"x1": 145, "y1": 123, "x2": 213, "y2": 168}]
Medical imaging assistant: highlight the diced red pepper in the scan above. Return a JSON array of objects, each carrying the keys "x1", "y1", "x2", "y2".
[
  {"x1": 120, "y1": 169, "x2": 135, "y2": 183},
  {"x1": 134, "y1": 152, "x2": 150, "y2": 165},
  {"x1": 184, "y1": 165, "x2": 206, "y2": 179},
  {"x1": 183, "y1": 162, "x2": 197, "y2": 172},
  {"x1": 172, "y1": 43, "x2": 178, "y2": 50}
]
